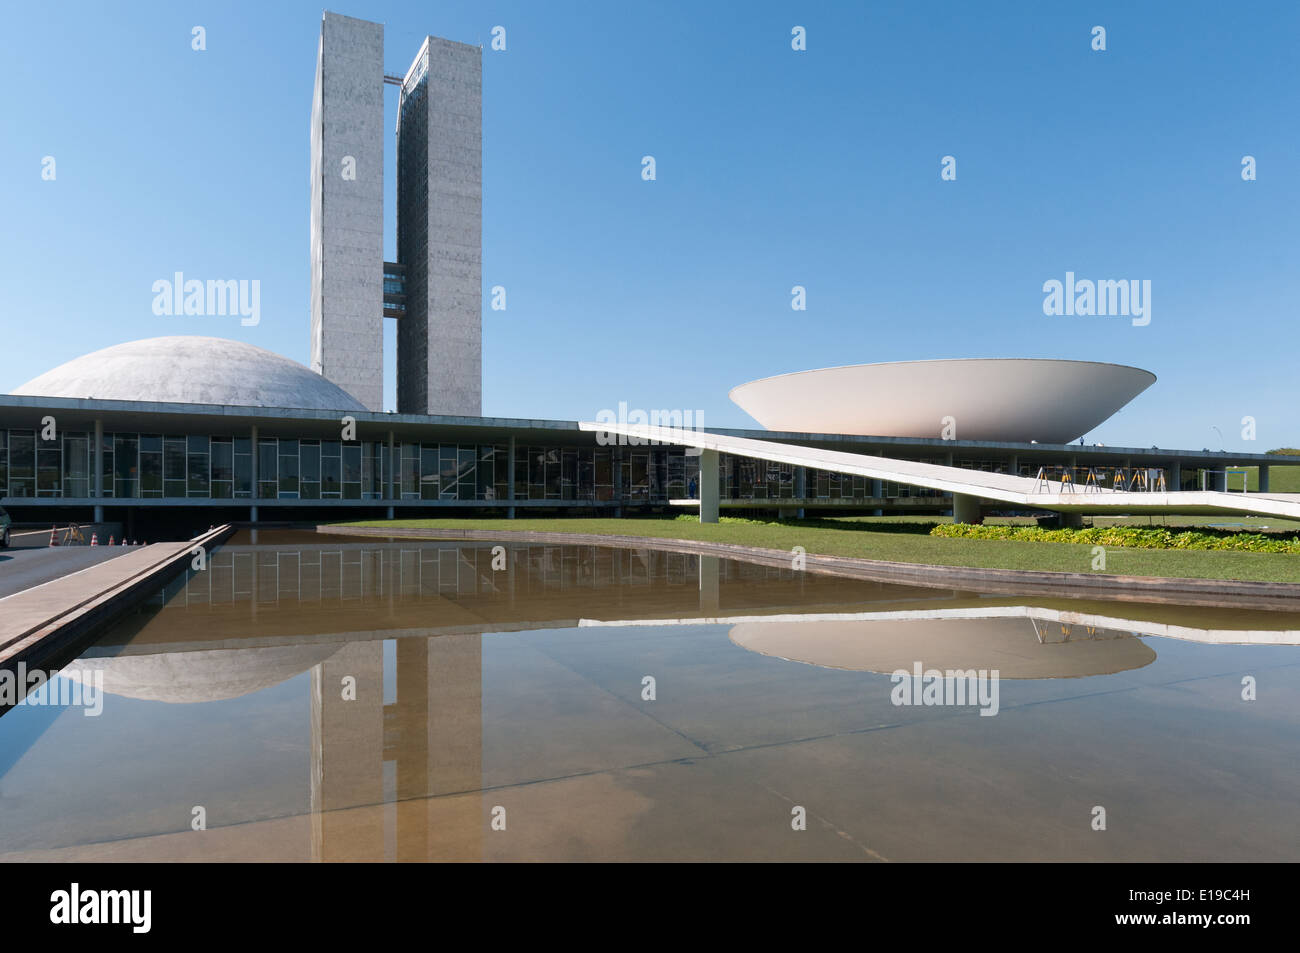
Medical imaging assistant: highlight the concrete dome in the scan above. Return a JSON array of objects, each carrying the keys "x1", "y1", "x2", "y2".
[
  {"x1": 10, "y1": 336, "x2": 365, "y2": 411},
  {"x1": 730, "y1": 359, "x2": 1156, "y2": 443}
]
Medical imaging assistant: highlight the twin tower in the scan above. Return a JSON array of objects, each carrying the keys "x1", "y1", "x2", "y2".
[{"x1": 309, "y1": 11, "x2": 481, "y2": 415}]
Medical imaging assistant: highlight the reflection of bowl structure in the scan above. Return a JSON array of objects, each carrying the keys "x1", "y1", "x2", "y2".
[
  {"x1": 62, "y1": 644, "x2": 342, "y2": 703},
  {"x1": 729, "y1": 359, "x2": 1156, "y2": 443},
  {"x1": 729, "y1": 618, "x2": 1156, "y2": 679}
]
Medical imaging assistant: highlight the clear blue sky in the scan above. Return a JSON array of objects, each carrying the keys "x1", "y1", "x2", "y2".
[{"x1": 1, "y1": 0, "x2": 1296, "y2": 451}]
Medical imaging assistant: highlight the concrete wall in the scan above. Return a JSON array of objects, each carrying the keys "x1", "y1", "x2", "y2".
[
  {"x1": 309, "y1": 12, "x2": 385, "y2": 412},
  {"x1": 397, "y1": 37, "x2": 482, "y2": 416}
]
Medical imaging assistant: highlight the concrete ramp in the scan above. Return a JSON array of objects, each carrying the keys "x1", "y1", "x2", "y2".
[{"x1": 578, "y1": 421, "x2": 1300, "y2": 522}]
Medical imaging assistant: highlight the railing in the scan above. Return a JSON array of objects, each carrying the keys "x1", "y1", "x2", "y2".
[
  {"x1": 1032, "y1": 466, "x2": 1167, "y2": 494},
  {"x1": 1202, "y1": 468, "x2": 1252, "y2": 493}
]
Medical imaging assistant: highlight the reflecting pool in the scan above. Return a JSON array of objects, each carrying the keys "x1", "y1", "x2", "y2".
[{"x1": 1, "y1": 530, "x2": 1297, "y2": 861}]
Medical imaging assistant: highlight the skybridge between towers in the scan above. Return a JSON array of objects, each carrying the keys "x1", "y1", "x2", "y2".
[{"x1": 579, "y1": 421, "x2": 1300, "y2": 525}]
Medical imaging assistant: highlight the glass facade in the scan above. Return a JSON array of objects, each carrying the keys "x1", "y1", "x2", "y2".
[
  {"x1": 0, "y1": 428, "x2": 1068, "y2": 507},
  {"x1": 0, "y1": 430, "x2": 686, "y2": 505}
]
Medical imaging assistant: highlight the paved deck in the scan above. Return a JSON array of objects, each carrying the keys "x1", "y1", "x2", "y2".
[{"x1": 0, "y1": 543, "x2": 133, "y2": 600}]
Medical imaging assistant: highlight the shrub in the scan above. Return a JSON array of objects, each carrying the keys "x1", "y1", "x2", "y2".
[{"x1": 929, "y1": 523, "x2": 1300, "y2": 553}]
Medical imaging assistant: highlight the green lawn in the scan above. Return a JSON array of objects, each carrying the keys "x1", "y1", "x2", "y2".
[
  {"x1": 334, "y1": 515, "x2": 1300, "y2": 584},
  {"x1": 1242, "y1": 465, "x2": 1300, "y2": 493}
]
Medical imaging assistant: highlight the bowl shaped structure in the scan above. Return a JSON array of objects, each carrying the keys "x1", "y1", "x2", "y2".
[{"x1": 729, "y1": 359, "x2": 1155, "y2": 443}]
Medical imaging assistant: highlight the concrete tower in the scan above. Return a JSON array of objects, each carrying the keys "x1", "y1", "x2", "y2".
[
  {"x1": 309, "y1": 12, "x2": 482, "y2": 417},
  {"x1": 308, "y1": 12, "x2": 385, "y2": 413},
  {"x1": 397, "y1": 37, "x2": 483, "y2": 417}
]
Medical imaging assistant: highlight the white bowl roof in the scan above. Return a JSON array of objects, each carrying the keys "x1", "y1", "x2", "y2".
[
  {"x1": 10, "y1": 336, "x2": 365, "y2": 411},
  {"x1": 729, "y1": 359, "x2": 1155, "y2": 443}
]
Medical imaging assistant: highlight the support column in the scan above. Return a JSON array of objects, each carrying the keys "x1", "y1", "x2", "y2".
[
  {"x1": 1007, "y1": 454, "x2": 1019, "y2": 477},
  {"x1": 250, "y1": 424, "x2": 259, "y2": 519},
  {"x1": 1259, "y1": 465, "x2": 1270, "y2": 493},
  {"x1": 507, "y1": 435, "x2": 516, "y2": 519},
  {"x1": 951, "y1": 493, "x2": 982, "y2": 525},
  {"x1": 387, "y1": 430, "x2": 396, "y2": 501},
  {"x1": 613, "y1": 445, "x2": 623, "y2": 518},
  {"x1": 698, "y1": 449, "x2": 719, "y2": 524},
  {"x1": 1170, "y1": 461, "x2": 1182, "y2": 492},
  {"x1": 93, "y1": 418, "x2": 104, "y2": 523},
  {"x1": 1059, "y1": 512, "x2": 1084, "y2": 528}
]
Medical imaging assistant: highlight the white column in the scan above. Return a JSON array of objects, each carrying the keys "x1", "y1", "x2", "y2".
[{"x1": 699, "y1": 449, "x2": 719, "y2": 523}]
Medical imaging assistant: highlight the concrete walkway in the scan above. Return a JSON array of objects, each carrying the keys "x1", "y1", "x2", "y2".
[
  {"x1": 0, "y1": 525, "x2": 234, "y2": 676},
  {"x1": 0, "y1": 544, "x2": 132, "y2": 600}
]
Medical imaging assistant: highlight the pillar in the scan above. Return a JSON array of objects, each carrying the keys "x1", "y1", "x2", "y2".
[
  {"x1": 613, "y1": 445, "x2": 623, "y2": 518},
  {"x1": 507, "y1": 435, "x2": 516, "y2": 519},
  {"x1": 1170, "y1": 461, "x2": 1182, "y2": 491},
  {"x1": 698, "y1": 448, "x2": 719, "y2": 524},
  {"x1": 93, "y1": 418, "x2": 103, "y2": 520},
  {"x1": 250, "y1": 424, "x2": 259, "y2": 501},
  {"x1": 387, "y1": 430, "x2": 396, "y2": 501},
  {"x1": 1259, "y1": 465, "x2": 1270, "y2": 493},
  {"x1": 951, "y1": 492, "x2": 982, "y2": 525}
]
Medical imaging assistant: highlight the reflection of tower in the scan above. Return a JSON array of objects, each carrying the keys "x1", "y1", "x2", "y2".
[
  {"x1": 311, "y1": 641, "x2": 384, "y2": 861},
  {"x1": 310, "y1": 634, "x2": 482, "y2": 862}
]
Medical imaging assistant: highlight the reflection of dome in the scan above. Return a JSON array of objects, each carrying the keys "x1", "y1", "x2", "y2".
[
  {"x1": 11, "y1": 336, "x2": 365, "y2": 411},
  {"x1": 63, "y1": 644, "x2": 341, "y2": 703},
  {"x1": 729, "y1": 618, "x2": 1156, "y2": 679},
  {"x1": 729, "y1": 359, "x2": 1156, "y2": 443}
]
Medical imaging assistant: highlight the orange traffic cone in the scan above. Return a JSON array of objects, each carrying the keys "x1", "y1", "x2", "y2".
[
  {"x1": 108, "y1": 535, "x2": 115, "y2": 546},
  {"x1": 49, "y1": 525, "x2": 59, "y2": 547},
  {"x1": 90, "y1": 533, "x2": 98, "y2": 546}
]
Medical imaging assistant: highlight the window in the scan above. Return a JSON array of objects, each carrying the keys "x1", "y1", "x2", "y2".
[
  {"x1": 114, "y1": 435, "x2": 138, "y2": 498},
  {"x1": 164, "y1": 436, "x2": 186, "y2": 497},
  {"x1": 258, "y1": 439, "x2": 278, "y2": 499},
  {"x1": 278, "y1": 438, "x2": 299, "y2": 498}
]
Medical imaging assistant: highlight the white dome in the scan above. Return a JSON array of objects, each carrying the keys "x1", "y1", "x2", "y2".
[
  {"x1": 729, "y1": 359, "x2": 1156, "y2": 443},
  {"x1": 10, "y1": 336, "x2": 366, "y2": 411}
]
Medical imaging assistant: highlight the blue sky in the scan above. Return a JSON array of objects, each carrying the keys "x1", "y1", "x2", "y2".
[{"x1": 1, "y1": 0, "x2": 1296, "y2": 451}]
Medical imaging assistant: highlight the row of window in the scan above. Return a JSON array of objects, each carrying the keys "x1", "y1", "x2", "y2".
[
  {"x1": 0, "y1": 430, "x2": 693, "y2": 503},
  {"x1": 1, "y1": 429, "x2": 1081, "y2": 504}
]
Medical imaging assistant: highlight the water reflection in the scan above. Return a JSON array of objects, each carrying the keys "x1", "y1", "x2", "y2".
[
  {"x1": 0, "y1": 533, "x2": 1297, "y2": 862},
  {"x1": 729, "y1": 618, "x2": 1158, "y2": 678}
]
